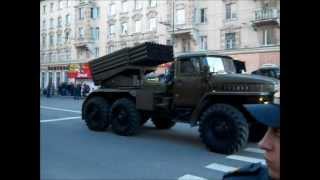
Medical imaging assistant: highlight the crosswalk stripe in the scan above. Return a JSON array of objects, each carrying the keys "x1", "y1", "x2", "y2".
[
  {"x1": 226, "y1": 155, "x2": 266, "y2": 165},
  {"x1": 205, "y1": 163, "x2": 238, "y2": 173},
  {"x1": 40, "y1": 106, "x2": 81, "y2": 114},
  {"x1": 178, "y1": 174, "x2": 207, "y2": 180},
  {"x1": 244, "y1": 147, "x2": 265, "y2": 154},
  {"x1": 40, "y1": 116, "x2": 81, "y2": 123}
]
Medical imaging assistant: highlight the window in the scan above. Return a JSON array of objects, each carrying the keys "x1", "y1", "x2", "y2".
[
  {"x1": 57, "y1": 17, "x2": 62, "y2": 27},
  {"x1": 42, "y1": 20, "x2": 46, "y2": 29},
  {"x1": 50, "y1": 18, "x2": 54, "y2": 28},
  {"x1": 94, "y1": 47, "x2": 99, "y2": 57},
  {"x1": 56, "y1": 72, "x2": 61, "y2": 87},
  {"x1": 225, "y1": 32, "x2": 236, "y2": 49},
  {"x1": 91, "y1": 27, "x2": 100, "y2": 40},
  {"x1": 42, "y1": 36, "x2": 46, "y2": 48},
  {"x1": 58, "y1": 0, "x2": 62, "y2": 10},
  {"x1": 134, "y1": 0, "x2": 142, "y2": 10},
  {"x1": 91, "y1": 7, "x2": 100, "y2": 19},
  {"x1": 180, "y1": 58, "x2": 200, "y2": 74},
  {"x1": 148, "y1": 18, "x2": 156, "y2": 31},
  {"x1": 50, "y1": 2, "x2": 54, "y2": 12},
  {"x1": 226, "y1": 3, "x2": 237, "y2": 20},
  {"x1": 108, "y1": 46, "x2": 114, "y2": 53},
  {"x1": 41, "y1": 72, "x2": 46, "y2": 89},
  {"x1": 65, "y1": 14, "x2": 70, "y2": 25},
  {"x1": 79, "y1": 8, "x2": 85, "y2": 20},
  {"x1": 176, "y1": 9, "x2": 185, "y2": 25},
  {"x1": 182, "y1": 38, "x2": 190, "y2": 52},
  {"x1": 66, "y1": 49, "x2": 71, "y2": 60},
  {"x1": 122, "y1": 0, "x2": 128, "y2": 12},
  {"x1": 121, "y1": 22, "x2": 128, "y2": 35},
  {"x1": 64, "y1": 71, "x2": 68, "y2": 82},
  {"x1": 110, "y1": 24, "x2": 116, "y2": 35},
  {"x1": 66, "y1": 0, "x2": 69, "y2": 8},
  {"x1": 148, "y1": 0, "x2": 157, "y2": 7},
  {"x1": 135, "y1": 20, "x2": 142, "y2": 33},
  {"x1": 52, "y1": 53, "x2": 57, "y2": 62},
  {"x1": 43, "y1": 5, "x2": 46, "y2": 14},
  {"x1": 79, "y1": 27, "x2": 84, "y2": 39},
  {"x1": 262, "y1": 28, "x2": 275, "y2": 46},
  {"x1": 57, "y1": 34, "x2": 62, "y2": 46},
  {"x1": 65, "y1": 31, "x2": 70, "y2": 43},
  {"x1": 49, "y1": 34, "x2": 54, "y2": 46},
  {"x1": 109, "y1": 3, "x2": 116, "y2": 16},
  {"x1": 200, "y1": 8, "x2": 207, "y2": 23},
  {"x1": 200, "y1": 36, "x2": 207, "y2": 50}
]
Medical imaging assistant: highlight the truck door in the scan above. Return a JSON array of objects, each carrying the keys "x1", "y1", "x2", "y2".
[{"x1": 172, "y1": 56, "x2": 204, "y2": 107}]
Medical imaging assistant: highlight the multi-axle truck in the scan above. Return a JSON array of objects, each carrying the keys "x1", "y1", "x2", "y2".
[{"x1": 82, "y1": 42, "x2": 279, "y2": 154}]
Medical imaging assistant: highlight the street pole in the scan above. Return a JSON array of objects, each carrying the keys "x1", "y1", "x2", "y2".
[
  {"x1": 172, "y1": 0, "x2": 175, "y2": 49},
  {"x1": 172, "y1": 0, "x2": 175, "y2": 53}
]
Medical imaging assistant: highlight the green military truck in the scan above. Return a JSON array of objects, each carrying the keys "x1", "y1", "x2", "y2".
[{"x1": 82, "y1": 42, "x2": 279, "y2": 154}]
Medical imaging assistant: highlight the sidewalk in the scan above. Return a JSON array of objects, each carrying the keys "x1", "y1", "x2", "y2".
[{"x1": 40, "y1": 95, "x2": 86, "y2": 100}]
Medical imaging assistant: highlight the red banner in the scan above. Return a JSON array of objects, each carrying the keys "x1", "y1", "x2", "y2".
[
  {"x1": 76, "y1": 63, "x2": 92, "y2": 79},
  {"x1": 67, "y1": 63, "x2": 92, "y2": 79}
]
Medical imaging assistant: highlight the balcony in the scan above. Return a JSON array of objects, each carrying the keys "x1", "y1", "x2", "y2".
[
  {"x1": 252, "y1": 8, "x2": 279, "y2": 27},
  {"x1": 74, "y1": 38, "x2": 94, "y2": 48}
]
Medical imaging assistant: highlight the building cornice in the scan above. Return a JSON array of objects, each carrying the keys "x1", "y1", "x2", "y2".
[{"x1": 216, "y1": 45, "x2": 280, "y2": 55}]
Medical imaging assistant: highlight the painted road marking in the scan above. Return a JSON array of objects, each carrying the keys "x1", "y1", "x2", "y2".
[
  {"x1": 227, "y1": 155, "x2": 266, "y2": 165},
  {"x1": 40, "y1": 116, "x2": 81, "y2": 123},
  {"x1": 178, "y1": 174, "x2": 208, "y2": 180},
  {"x1": 40, "y1": 106, "x2": 81, "y2": 114},
  {"x1": 244, "y1": 147, "x2": 265, "y2": 154},
  {"x1": 205, "y1": 163, "x2": 238, "y2": 173}
]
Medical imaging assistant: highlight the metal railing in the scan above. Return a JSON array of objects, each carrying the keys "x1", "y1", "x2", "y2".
[{"x1": 255, "y1": 8, "x2": 279, "y2": 21}]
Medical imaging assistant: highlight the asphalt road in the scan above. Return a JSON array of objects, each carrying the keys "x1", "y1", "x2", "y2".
[{"x1": 41, "y1": 96, "x2": 265, "y2": 180}]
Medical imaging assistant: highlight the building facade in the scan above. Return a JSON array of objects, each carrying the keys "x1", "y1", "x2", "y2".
[
  {"x1": 167, "y1": 0, "x2": 280, "y2": 72},
  {"x1": 40, "y1": 0, "x2": 280, "y2": 90},
  {"x1": 40, "y1": 0, "x2": 77, "y2": 90}
]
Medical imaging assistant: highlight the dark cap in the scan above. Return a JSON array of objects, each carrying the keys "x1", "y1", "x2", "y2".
[{"x1": 244, "y1": 91, "x2": 280, "y2": 128}]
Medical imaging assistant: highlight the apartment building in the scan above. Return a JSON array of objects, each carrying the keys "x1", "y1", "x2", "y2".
[
  {"x1": 40, "y1": 0, "x2": 77, "y2": 89},
  {"x1": 40, "y1": 0, "x2": 161, "y2": 90},
  {"x1": 168, "y1": 0, "x2": 280, "y2": 72},
  {"x1": 40, "y1": 0, "x2": 280, "y2": 90}
]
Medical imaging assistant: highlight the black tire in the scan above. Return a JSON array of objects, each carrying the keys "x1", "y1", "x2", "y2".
[
  {"x1": 199, "y1": 104, "x2": 249, "y2": 154},
  {"x1": 110, "y1": 98, "x2": 141, "y2": 136},
  {"x1": 151, "y1": 113, "x2": 175, "y2": 129},
  {"x1": 249, "y1": 122, "x2": 268, "y2": 142},
  {"x1": 83, "y1": 96, "x2": 110, "y2": 131}
]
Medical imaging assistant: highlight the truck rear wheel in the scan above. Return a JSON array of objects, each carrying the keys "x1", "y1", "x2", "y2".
[
  {"x1": 199, "y1": 104, "x2": 249, "y2": 154},
  {"x1": 151, "y1": 114, "x2": 175, "y2": 129},
  {"x1": 83, "y1": 96, "x2": 110, "y2": 131},
  {"x1": 110, "y1": 98, "x2": 141, "y2": 136}
]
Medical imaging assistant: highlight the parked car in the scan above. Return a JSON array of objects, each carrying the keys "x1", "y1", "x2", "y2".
[{"x1": 252, "y1": 64, "x2": 280, "y2": 79}]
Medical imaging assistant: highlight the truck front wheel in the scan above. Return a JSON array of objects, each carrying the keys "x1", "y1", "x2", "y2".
[
  {"x1": 110, "y1": 98, "x2": 141, "y2": 136},
  {"x1": 151, "y1": 114, "x2": 175, "y2": 129},
  {"x1": 199, "y1": 104, "x2": 249, "y2": 154},
  {"x1": 83, "y1": 96, "x2": 110, "y2": 131}
]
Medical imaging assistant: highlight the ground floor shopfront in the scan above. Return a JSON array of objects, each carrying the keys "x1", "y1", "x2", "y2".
[{"x1": 40, "y1": 63, "x2": 95, "y2": 91}]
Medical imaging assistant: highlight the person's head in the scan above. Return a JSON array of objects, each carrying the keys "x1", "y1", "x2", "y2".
[{"x1": 244, "y1": 91, "x2": 280, "y2": 180}]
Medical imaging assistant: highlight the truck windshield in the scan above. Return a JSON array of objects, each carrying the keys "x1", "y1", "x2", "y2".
[{"x1": 202, "y1": 56, "x2": 236, "y2": 74}]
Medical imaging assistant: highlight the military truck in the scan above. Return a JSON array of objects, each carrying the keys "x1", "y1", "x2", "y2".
[{"x1": 82, "y1": 42, "x2": 279, "y2": 154}]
